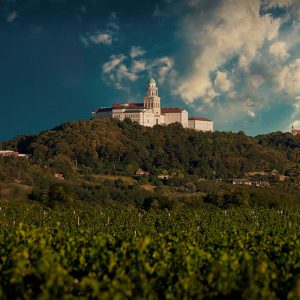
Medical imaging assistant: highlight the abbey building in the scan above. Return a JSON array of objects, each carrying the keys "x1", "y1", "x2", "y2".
[{"x1": 92, "y1": 79, "x2": 213, "y2": 132}]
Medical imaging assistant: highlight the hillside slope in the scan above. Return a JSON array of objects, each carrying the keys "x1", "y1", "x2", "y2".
[{"x1": 2, "y1": 119, "x2": 300, "y2": 179}]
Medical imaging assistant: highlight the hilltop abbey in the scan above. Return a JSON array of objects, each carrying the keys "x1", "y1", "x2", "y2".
[{"x1": 92, "y1": 78, "x2": 213, "y2": 132}]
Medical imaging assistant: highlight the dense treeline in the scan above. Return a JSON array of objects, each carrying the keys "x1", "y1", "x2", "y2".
[
  {"x1": 2, "y1": 119, "x2": 300, "y2": 179},
  {"x1": 0, "y1": 119, "x2": 300, "y2": 209}
]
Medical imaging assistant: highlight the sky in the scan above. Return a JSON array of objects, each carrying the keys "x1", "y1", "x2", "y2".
[{"x1": 0, "y1": 0, "x2": 300, "y2": 140}]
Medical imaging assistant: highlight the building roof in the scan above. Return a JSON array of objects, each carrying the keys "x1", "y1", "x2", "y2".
[
  {"x1": 149, "y1": 78, "x2": 156, "y2": 84},
  {"x1": 112, "y1": 103, "x2": 144, "y2": 108},
  {"x1": 232, "y1": 178, "x2": 251, "y2": 183},
  {"x1": 161, "y1": 108, "x2": 184, "y2": 114},
  {"x1": 94, "y1": 107, "x2": 113, "y2": 113},
  {"x1": 136, "y1": 168, "x2": 146, "y2": 174},
  {"x1": 189, "y1": 117, "x2": 212, "y2": 122},
  {"x1": 292, "y1": 129, "x2": 300, "y2": 134}
]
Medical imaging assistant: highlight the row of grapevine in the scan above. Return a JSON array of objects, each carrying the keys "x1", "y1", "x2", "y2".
[{"x1": 0, "y1": 204, "x2": 299, "y2": 299}]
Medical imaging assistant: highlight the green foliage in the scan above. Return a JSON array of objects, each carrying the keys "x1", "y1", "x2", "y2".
[
  {"x1": 0, "y1": 204, "x2": 299, "y2": 299},
  {"x1": 204, "y1": 188, "x2": 299, "y2": 209},
  {"x1": 3, "y1": 119, "x2": 300, "y2": 179}
]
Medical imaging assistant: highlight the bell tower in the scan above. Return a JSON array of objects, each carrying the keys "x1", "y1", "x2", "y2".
[{"x1": 144, "y1": 78, "x2": 161, "y2": 117}]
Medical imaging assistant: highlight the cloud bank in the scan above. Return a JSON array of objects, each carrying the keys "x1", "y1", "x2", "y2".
[{"x1": 171, "y1": 0, "x2": 300, "y2": 130}]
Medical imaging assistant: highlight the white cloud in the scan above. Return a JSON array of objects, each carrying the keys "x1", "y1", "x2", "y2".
[
  {"x1": 248, "y1": 110, "x2": 256, "y2": 119},
  {"x1": 131, "y1": 60, "x2": 146, "y2": 73},
  {"x1": 249, "y1": 74, "x2": 264, "y2": 90},
  {"x1": 263, "y1": 0, "x2": 294, "y2": 9},
  {"x1": 291, "y1": 97, "x2": 300, "y2": 120},
  {"x1": 269, "y1": 41, "x2": 289, "y2": 59},
  {"x1": 102, "y1": 48, "x2": 175, "y2": 90},
  {"x1": 284, "y1": 96, "x2": 300, "y2": 131},
  {"x1": 6, "y1": 11, "x2": 17, "y2": 23},
  {"x1": 160, "y1": 0, "x2": 300, "y2": 132},
  {"x1": 214, "y1": 71, "x2": 232, "y2": 92},
  {"x1": 102, "y1": 54, "x2": 141, "y2": 90},
  {"x1": 118, "y1": 64, "x2": 138, "y2": 82},
  {"x1": 150, "y1": 56, "x2": 175, "y2": 84},
  {"x1": 130, "y1": 46, "x2": 145, "y2": 58},
  {"x1": 204, "y1": 99, "x2": 257, "y2": 124},
  {"x1": 80, "y1": 32, "x2": 114, "y2": 46},
  {"x1": 275, "y1": 59, "x2": 300, "y2": 95},
  {"x1": 102, "y1": 54, "x2": 126, "y2": 74},
  {"x1": 291, "y1": 120, "x2": 300, "y2": 128},
  {"x1": 80, "y1": 12, "x2": 119, "y2": 47},
  {"x1": 176, "y1": 0, "x2": 281, "y2": 104},
  {"x1": 90, "y1": 33, "x2": 112, "y2": 45}
]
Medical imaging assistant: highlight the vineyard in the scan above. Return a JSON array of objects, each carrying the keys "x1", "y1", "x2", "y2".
[{"x1": 0, "y1": 203, "x2": 300, "y2": 299}]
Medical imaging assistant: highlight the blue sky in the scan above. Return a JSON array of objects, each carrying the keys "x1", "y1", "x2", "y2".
[{"x1": 0, "y1": 0, "x2": 300, "y2": 140}]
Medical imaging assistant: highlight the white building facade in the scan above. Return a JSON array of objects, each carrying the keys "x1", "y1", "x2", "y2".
[
  {"x1": 92, "y1": 79, "x2": 213, "y2": 131},
  {"x1": 188, "y1": 118, "x2": 214, "y2": 132}
]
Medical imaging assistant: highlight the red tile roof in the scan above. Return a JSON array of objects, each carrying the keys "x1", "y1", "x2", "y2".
[
  {"x1": 293, "y1": 129, "x2": 300, "y2": 134},
  {"x1": 112, "y1": 103, "x2": 144, "y2": 108},
  {"x1": 161, "y1": 108, "x2": 184, "y2": 114},
  {"x1": 189, "y1": 117, "x2": 212, "y2": 121},
  {"x1": 54, "y1": 173, "x2": 64, "y2": 179},
  {"x1": 136, "y1": 169, "x2": 148, "y2": 175}
]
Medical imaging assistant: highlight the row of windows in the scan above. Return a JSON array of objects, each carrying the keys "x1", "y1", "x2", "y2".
[
  {"x1": 125, "y1": 114, "x2": 140, "y2": 118},
  {"x1": 145, "y1": 102, "x2": 160, "y2": 108},
  {"x1": 114, "y1": 114, "x2": 140, "y2": 119},
  {"x1": 148, "y1": 91, "x2": 158, "y2": 96}
]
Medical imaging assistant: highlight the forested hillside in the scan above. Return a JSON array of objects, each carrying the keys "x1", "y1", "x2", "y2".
[
  {"x1": 2, "y1": 118, "x2": 300, "y2": 179},
  {"x1": 1, "y1": 119, "x2": 300, "y2": 209}
]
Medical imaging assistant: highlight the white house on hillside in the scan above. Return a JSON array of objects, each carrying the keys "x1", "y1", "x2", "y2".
[{"x1": 92, "y1": 78, "x2": 213, "y2": 131}]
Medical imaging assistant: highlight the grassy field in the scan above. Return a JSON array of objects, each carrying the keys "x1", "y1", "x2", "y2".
[{"x1": 0, "y1": 183, "x2": 32, "y2": 202}]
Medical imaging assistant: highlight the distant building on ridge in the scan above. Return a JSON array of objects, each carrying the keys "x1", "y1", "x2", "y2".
[
  {"x1": 292, "y1": 125, "x2": 300, "y2": 135},
  {"x1": 92, "y1": 78, "x2": 213, "y2": 131}
]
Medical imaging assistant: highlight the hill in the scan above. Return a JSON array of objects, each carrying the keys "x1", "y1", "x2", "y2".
[
  {"x1": 1, "y1": 119, "x2": 300, "y2": 209},
  {"x1": 2, "y1": 118, "x2": 300, "y2": 178}
]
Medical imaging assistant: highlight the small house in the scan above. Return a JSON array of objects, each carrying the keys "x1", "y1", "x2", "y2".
[
  {"x1": 158, "y1": 174, "x2": 169, "y2": 180},
  {"x1": 54, "y1": 173, "x2": 64, "y2": 180},
  {"x1": 0, "y1": 150, "x2": 19, "y2": 157},
  {"x1": 18, "y1": 153, "x2": 31, "y2": 158},
  {"x1": 292, "y1": 126, "x2": 300, "y2": 135},
  {"x1": 271, "y1": 169, "x2": 279, "y2": 176},
  {"x1": 232, "y1": 179, "x2": 252, "y2": 186},
  {"x1": 135, "y1": 169, "x2": 148, "y2": 175},
  {"x1": 250, "y1": 181, "x2": 262, "y2": 187}
]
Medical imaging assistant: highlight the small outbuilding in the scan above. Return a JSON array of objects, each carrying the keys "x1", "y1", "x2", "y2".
[
  {"x1": 136, "y1": 169, "x2": 150, "y2": 176},
  {"x1": 54, "y1": 173, "x2": 64, "y2": 181}
]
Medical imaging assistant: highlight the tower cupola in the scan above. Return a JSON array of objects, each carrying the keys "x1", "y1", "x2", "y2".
[
  {"x1": 144, "y1": 78, "x2": 161, "y2": 117},
  {"x1": 146, "y1": 78, "x2": 158, "y2": 97}
]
